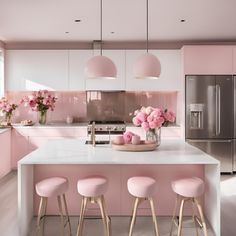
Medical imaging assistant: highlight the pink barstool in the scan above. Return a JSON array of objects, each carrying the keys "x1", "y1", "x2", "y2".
[
  {"x1": 35, "y1": 177, "x2": 71, "y2": 236},
  {"x1": 127, "y1": 176, "x2": 159, "y2": 236},
  {"x1": 76, "y1": 176, "x2": 110, "y2": 236},
  {"x1": 170, "y1": 177, "x2": 208, "y2": 236}
]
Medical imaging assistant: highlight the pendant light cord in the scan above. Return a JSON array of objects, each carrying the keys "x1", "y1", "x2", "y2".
[
  {"x1": 100, "y1": 0, "x2": 103, "y2": 56},
  {"x1": 146, "y1": 0, "x2": 149, "y2": 53}
]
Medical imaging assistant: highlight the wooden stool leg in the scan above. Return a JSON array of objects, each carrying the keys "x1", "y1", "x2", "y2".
[
  {"x1": 101, "y1": 195, "x2": 111, "y2": 236},
  {"x1": 76, "y1": 197, "x2": 88, "y2": 236},
  {"x1": 36, "y1": 197, "x2": 47, "y2": 236},
  {"x1": 170, "y1": 194, "x2": 179, "y2": 236},
  {"x1": 98, "y1": 196, "x2": 109, "y2": 236},
  {"x1": 194, "y1": 198, "x2": 208, "y2": 236},
  {"x1": 57, "y1": 195, "x2": 65, "y2": 236},
  {"x1": 62, "y1": 194, "x2": 72, "y2": 236},
  {"x1": 149, "y1": 197, "x2": 159, "y2": 236},
  {"x1": 191, "y1": 199, "x2": 199, "y2": 236},
  {"x1": 128, "y1": 197, "x2": 141, "y2": 236},
  {"x1": 177, "y1": 198, "x2": 186, "y2": 236}
]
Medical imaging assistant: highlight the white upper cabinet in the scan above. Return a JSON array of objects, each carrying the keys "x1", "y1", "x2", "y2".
[
  {"x1": 125, "y1": 50, "x2": 181, "y2": 91},
  {"x1": 6, "y1": 50, "x2": 69, "y2": 91},
  {"x1": 68, "y1": 50, "x2": 92, "y2": 91},
  {"x1": 85, "y1": 50, "x2": 125, "y2": 90},
  {"x1": 5, "y1": 49, "x2": 181, "y2": 91}
]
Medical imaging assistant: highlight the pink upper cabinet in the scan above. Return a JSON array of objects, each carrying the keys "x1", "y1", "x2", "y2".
[
  {"x1": 183, "y1": 46, "x2": 233, "y2": 75},
  {"x1": 233, "y1": 46, "x2": 236, "y2": 74}
]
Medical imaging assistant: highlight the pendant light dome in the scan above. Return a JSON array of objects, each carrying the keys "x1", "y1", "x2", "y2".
[
  {"x1": 84, "y1": 0, "x2": 117, "y2": 79},
  {"x1": 84, "y1": 55, "x2": 117, "y2": 79},
  {"x1": 133, "y1": 0, "x2": 161, "y2": 79},
  {"x1": 134, "y1": 53, "x2": 161, "y2": 79}
]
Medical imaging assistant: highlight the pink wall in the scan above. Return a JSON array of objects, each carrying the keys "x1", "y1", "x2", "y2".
[
  {"x1": 34, "y1": 164, "x2": 204, "y2": 216},
  {"x1": 6, "y1": 91, "x2": 87, "y2": 123},
  {"x1": 6, "y1": 91, "x2": 179, "y2": 123}
]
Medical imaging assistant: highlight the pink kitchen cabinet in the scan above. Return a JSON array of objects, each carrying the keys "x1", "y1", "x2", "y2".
[
  {"x1": 233, "y1": 46, "x2": 236, "y2": 74},
  {"x1": 183, "y1": 45, "x2": 233, "y2": 75},
  {"x1": 0, "y1": 130, "x2": 11, "y2": 178},
  {"x1": 11, "y1": 129, "x2": 29, "y2": 169}
]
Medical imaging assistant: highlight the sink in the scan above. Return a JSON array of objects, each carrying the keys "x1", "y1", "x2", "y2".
[{"x1": 85, "y1": 140, "x2": 110, "y2": 145}]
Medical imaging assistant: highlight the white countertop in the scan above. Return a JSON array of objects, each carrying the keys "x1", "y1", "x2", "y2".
[
  {"x1": 19, "y1": 139, "x2": 219, "y2": 165},
  {"x1": 0, "y1": 128, "x2": 11, "y2": 134},
  {"x1": 12, "y1": 122, "x2": 88, "y2": 128}
]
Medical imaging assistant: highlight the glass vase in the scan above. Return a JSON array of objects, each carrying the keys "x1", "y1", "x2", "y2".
[
  {"x1": 38, "y1": 110, "x2": 47, "y2": 125},
  {"x1": 5, "y1": 112, "x2": 12, "y2": 125},
  {"x1": 146, "y1": 127, "x2": 161, "y2": 146}
]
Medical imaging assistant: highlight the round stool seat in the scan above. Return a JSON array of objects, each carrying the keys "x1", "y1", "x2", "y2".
[
  {"x1": 77, "y1": 176, "x2": 108, "y2": 197},
  {"x1": 36, "y1": 177, "x2": 68, "y2": 198},
  {"x1": 172, "y1": 177, "x2": 204, "y2": 198},
  {"x1": 127, "y1": 176, "x2": 157, "y2": 198}
]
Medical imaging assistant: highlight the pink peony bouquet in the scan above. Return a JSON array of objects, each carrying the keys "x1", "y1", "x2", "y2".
[
  {"x1": 0, "y1": 97, "x2": 18, "y2": 117},
  {"x1": 21, "y1": 90, "x2": 57, "y2": 112},
  {"x1": 132, "y1": 106, "x2": 176, "y2": 130}
]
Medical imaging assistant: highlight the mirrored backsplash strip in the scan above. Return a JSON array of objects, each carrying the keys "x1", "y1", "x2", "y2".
[{"x1": 5, "y1": 91, "x2": 178, "y2": 123}]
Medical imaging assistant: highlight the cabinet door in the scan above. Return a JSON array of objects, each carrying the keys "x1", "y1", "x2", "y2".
[
  {"x1": 125, "y1": 50, "x2": 181, "y2": 91},
  {"x1": 69, "y1": 50, "x2": 92, "y2": 90},
  {"x1": 11, "y1": 130, "x2": 29, "y2": 169},
  {"x1": 6, "y1": 50, "x2": 69, "y2": 91},
  {"x1": 183, "y1": 46, "x2": 233, "y2": 75},
  {"x1": 0, "y1": 130, "x2": 11, "y2": 178},
  {"x1": 233, "y1": 46, "x2": 236, "y2": 74},
  {"x1": 85, "y1": 50, "x2": 125, "y2": 90}
]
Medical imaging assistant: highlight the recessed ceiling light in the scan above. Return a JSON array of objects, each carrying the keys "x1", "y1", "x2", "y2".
[
  {"x1": 180, "y1": 19, "x2": 186, "y2": 22},
  {"x1": 65, "y1": 31, "x2": 69, "y2": 34},
  {"x1": 110, "y1": 31, "x2": 115, "y2": 34},
  {"x1": 75, "y1": 19, "x2": 81, "y2": 22}
]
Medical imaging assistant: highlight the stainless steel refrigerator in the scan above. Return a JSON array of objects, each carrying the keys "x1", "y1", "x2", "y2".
[{"x1": 185, "y1": 75, "x2": 235, "y2": 173}]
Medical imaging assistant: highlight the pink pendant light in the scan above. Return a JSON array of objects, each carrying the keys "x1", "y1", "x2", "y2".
[
  {"x1": 85, "y1": 55, "x2": 117, "y2": 79},
  {"x1": 84, "y1": 0, "x2": 117, "y2": 79},
  {"x1": 133, "y1": 0, "x2": 161, "y2": 79}
]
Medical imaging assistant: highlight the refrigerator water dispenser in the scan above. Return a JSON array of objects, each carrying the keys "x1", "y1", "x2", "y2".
[{"x1": 189, "y1": 104, "x2": 204, "y2": 129}]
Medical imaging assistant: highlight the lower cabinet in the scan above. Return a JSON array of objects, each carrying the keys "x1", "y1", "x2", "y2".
[
  {"x1": 0, "y1": 130, "x2": 11, "y2": 178},
  {"x1": 11, "y1": 127, "x2": 87, "y2": 169}
]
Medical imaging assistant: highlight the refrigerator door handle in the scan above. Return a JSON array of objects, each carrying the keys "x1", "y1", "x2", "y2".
[
  {"x1": 216, "y1": 85, "x2": 221, "y2": 136},
  {"x1": 186, "y1": 139, "x2": 232, "y2": 143}
]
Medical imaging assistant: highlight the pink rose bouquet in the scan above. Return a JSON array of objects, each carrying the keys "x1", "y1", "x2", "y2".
[
  {"x1": 21, "y1": 90, "x2": 57, "y2": 112},
  {"x1": 0, "y1": 97, "x2": 18, "y2": 124},
  {"x1": 132, "y1": 106, "x2": 176, "y2": 131}
]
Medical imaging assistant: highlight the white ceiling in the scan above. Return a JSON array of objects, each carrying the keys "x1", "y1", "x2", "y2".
[{"x1": 1, "y1": 0, "x2": 236, "y2": 43}]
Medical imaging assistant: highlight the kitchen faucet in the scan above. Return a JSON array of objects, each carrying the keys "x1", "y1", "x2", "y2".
[{"x1": 91, "y1": 121, "x2": 96, "y2": 147}]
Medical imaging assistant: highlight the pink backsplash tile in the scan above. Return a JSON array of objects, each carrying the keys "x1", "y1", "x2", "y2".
[
  {"x1": 124, "y1": 91, "x2": 178, "y2": 122},
  {"x1": 5, "y1": 91, "x2": 178, "y2": 123},
  {"x1": 5, "y1": 91, "x2": 87, "y2": 123}
]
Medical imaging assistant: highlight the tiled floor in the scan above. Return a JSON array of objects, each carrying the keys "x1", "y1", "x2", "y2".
[{"x1": 0, "y1": 171, "x2": 235, "y2": 236}]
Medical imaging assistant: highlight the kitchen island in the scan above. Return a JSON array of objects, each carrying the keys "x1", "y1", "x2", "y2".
[{"x1": 18, "y1": 139, "x2": 220, "y2": 236}]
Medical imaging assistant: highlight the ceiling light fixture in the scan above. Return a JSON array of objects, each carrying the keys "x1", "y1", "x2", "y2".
[
  {"x1": 84, "y1": 0, "x2": 117, "y2": 79},
  {"x1": 133, "y1": 0, "x2": 161, "y2": 79}
]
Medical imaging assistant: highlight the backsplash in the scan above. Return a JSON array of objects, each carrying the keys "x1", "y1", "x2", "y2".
[{"x1": 5, "y1": 91, "x2": 178, "y2": 123}]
